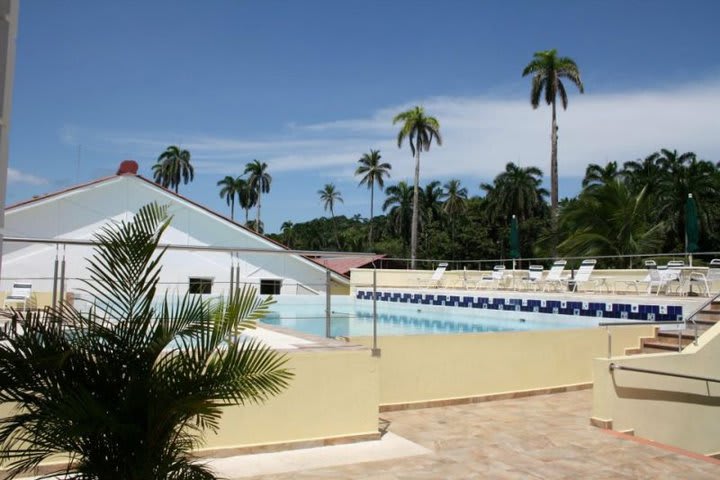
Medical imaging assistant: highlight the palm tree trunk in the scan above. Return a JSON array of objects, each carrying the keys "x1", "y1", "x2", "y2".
[
  {"x1": 331, "y1": 207, "x2": 341, "y2": 250},
  {"x1": 550, "y1": 100, "x2": 559, "y2": 256},
  {"x1": 368, "y1": 184, "x2": 374, "y2": 250},
  {"x1": 230, "y1": 202, "x2": 235, "y2": 221},
  {"x1": 256, "y1": 191, "x2": 262, "y2": 233},
  {"x1": 245, "y1": 208, "x2": 249, "y2": 226},
  {"x1": 410, "y1": 149, "x2": 421, "y2": 269}
]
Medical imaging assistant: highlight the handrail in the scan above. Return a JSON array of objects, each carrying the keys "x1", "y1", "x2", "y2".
[
  {"x1": 682, "y1": 290, "x2": 720, "y2": 346},
  {"x1": 609, "y1": 362, "x2": 720, "y2": 384}
]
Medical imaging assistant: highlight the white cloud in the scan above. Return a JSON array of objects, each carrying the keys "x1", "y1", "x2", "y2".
[
  {"x1": 7, "y1": 168, "x2": 49, "y2": 186},
  {"x1": 62, "y1": 78, "x2": 720, "y2": 184}
]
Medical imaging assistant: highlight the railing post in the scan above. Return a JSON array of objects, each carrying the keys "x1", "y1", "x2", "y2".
[
  {"x1": 325, "y1": 269, "x2": 331, "y2": 338},
  {"x1": 51, "y1": 245, "x2": 59, "y2": 311},
  {"x1": 607, "y1": 326, "x2": 612, "y2": 358},
  {"x1": 372, "y1": 267, "x2": 380, "y2": 357},
  {"x1": 59, "y1": 245, "x2": 66, "y2": 307}
]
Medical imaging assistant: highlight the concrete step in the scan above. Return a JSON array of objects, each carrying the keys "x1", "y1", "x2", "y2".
[
  {"x1": 655, "y1": 331, "x2": 696, "y2": 345},
  {"x1": 640, "y1": 343, "x2": 684, "y2": 353}
]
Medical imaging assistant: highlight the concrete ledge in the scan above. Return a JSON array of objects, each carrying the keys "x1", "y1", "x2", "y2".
[
  {"x1": 589, "y1": 416, "x2": 613, "y2": 429},
  {"x1": 194, "y1": 431, "x2": 382, "y2": 458},
  {"x1": 379, "y1": 382, "x2": 592, "y2": 412}
]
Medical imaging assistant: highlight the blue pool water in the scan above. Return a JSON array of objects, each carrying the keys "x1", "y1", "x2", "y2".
[{"x1": 261, "y1": 296, "x2": 597, "y2": 337}]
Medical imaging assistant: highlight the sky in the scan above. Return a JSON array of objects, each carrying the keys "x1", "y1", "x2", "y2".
[{"x1": 7, "y1": 0, "x2": 720, "y2": 233}]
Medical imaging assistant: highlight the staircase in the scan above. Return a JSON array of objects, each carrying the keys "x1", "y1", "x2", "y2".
[{"x1": 627, "y1": 299, "x2": 720, "y2": 355}]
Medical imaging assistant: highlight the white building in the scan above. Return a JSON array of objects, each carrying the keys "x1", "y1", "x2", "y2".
[{"x1": 2, "y1": 162, "x2": 347, "y2": 306}]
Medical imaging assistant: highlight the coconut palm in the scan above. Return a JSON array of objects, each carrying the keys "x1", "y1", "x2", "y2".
[
  {"x1": 153, "y1": 145, "x2": 194, "y2": 194},
  {"x1": 318, "y1": 183, "x2": 344, "y2": 249},
  {"x1": 393, "y1": 106, "x2": 442, "y2": 268},
  {"x1": 355, "y1": 149, "x2": 392, "y2": 248},
  {"x1": 236, "y1": 177, "x2": 257, "y2": 227},
  {"x1": 558, "y1": 180, "x2": 665, "y2": 267},
  {"x1": 582, "y1": 161, "x2": 620, "y2": 189},
  {"x1": 383, "y1": 181, "x2": 415, "y2": 254},
  {"x1": 244, "y1": 160, "x2": 272, "y2": 233},
  {"x1": 217, "y1": 175, "x2": 243, "y2": 220},
  {"x1": 0, "y1": 203, "x2": 292, "y2": 479},
  {"x1": 441, "y1": 179, "x2": 468, "y2": 259},
  {"x1": 622, "y1": 152, "x2": 662, "y2": 196},
  {"x1": 421, "y1": 180, "x2": 444, "y2": 226},
  {"x1": 281, "y1": 221, "x2": 295, "y2": 248},
  {"x1": 480, "y1": 162, "x2": 548, "y2": 221},
  {"x1": 522, "y1": 49, "x2": 584, "y2": 244}
]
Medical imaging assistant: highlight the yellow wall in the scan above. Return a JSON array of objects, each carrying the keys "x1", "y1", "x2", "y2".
[
  {"x1": 354, "y1": 325, "x2": 653, "y2": 407},
  {"x1": 592, "y1": 322, "x2": 720, "y2": 456},
  {"x1": 202, "y1": 348, "x2": 378, "y2": 451}
]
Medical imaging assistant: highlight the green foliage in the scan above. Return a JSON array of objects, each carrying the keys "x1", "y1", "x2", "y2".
[
  {"x1": 152, "y1": 146, "x2": 194, "y2": 194},
  {"x1": 0, "y1": 203, "x2": 292, "y2": 479}
]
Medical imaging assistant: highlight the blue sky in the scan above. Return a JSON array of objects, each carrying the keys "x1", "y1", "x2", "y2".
[{"x1": 8, "y1": 0, "x2": 720, "y2": 233}]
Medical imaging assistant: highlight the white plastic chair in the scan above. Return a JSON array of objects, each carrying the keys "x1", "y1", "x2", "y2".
[
  {"x1": 521, "y1": 265, "x2": 544, "y2": 291},
  {"x1": 663, "y1": 260, "x2": 686, "y2": 295},
  {"x1": 686, "y1": 259, "x2": 720, "y2": 296},
  {"x1": 418, "y1": 262, "x2": 449, "y2": 289},
  {"x1": 541, "y1": 260, "x2": 568, "y2": 292},
  {"x1": 476, "y1": 265, "x2": 508, "y2": 290},
  {"x1": 3, "y1": 282, "x2": 33, "y2": 309},
  {"x1": 563, "y1": 259, "x2": 599, "y2": 292}
]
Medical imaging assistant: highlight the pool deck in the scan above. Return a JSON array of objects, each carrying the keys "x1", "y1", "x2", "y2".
[{"x1": 210, "y1": 389, "x2": 720, "y2": 479}]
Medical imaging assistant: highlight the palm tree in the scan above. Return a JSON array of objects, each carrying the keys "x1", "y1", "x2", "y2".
[
  {"x1": 441, "y1": 179, "x2": 468, "y2": 259},
  {"x1": 421, "y1": 180, "x2": 444, "y2": 226},
  {"x1": 480, "y1": 162, "x2": 548, "y2": 221},
  {"x1": 582, "y1": 161, "x2": 620, "y2": 189},
  {"x1": 153, "y1": 145, "x2": 194, "y2": 194},
  {"x1": 558, "y1": 180, "x2": 666, "y2": 267},
  {"x1": 281, "y1": 221, "x2": 295, "y2": 248},
  {"x1": 318, "y1": 183, "x2": 344, "y2": 249},
  {"x1": 393, "y1": 106, "x2": 442, "y2": 268},
  {"x1": 236, "y1": 177, "x2": 257, "y2": 227},
  {"x1": 522, "y1": 49, "x2": 584, "y2": 248},
  {"x1": 217, "y1": 175, "x2": 242, "y2": 220},
  {"x1": 244, "y1": 160, "x2": 272, "y2": 233},
  {"x1": 0, "y1": 203, "x2": 292, "y2": 479},
  {"x1": 355, "y1": 149, "x2": 391, "y2": 248},
  {"x1": 383, "y1": 181, "x2": 415, "y2": 254},
  {"x1": 623, "y1": 152, "x2": 662, "y2": 196}
]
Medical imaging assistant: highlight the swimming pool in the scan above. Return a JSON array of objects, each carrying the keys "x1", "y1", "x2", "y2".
[{"x1": 262, "y1": 295, "x2": 597, "y2": 337}]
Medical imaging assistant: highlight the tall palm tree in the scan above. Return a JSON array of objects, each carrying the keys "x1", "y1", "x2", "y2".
[
  {"x1": 236, "y1": 177, "x2": 257, "y2": 226},
  {"x1": 153, "y1": 145, "x2": 194, "y2": 194},
  {"x1": 318, "y1": 183, "x2": 344, "y2": 249},
  {"x1": 393, "y1": 106, "x2": 442, "y2": 268},
  {"x1": 244, "y1": 160, "x2": 272, "y2": 233},
  {"x1": 0, "y1": 203, "x2": 292, "y2": 479},
  {"x1": 217, "y1": 175, "x2": 242, "y2": 220},
  {"x1": 382, "y1": 181, "x2": 415, "y2": 254},
  {"x1": 441, "y1": 179, "x2": 468, "y2": 259},
  {"x1": 480, "y1": 162, "x2": 548, "y2": 221},
  {"x1": 355, "y1": 149, "x2": 391, "y2": 248},
  {"x1": 522, "y1": 49, "x2": 584, "y2": 248}
]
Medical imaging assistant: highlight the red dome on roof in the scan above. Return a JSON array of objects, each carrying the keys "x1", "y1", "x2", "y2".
[{"x1": 116, "y1": 160, "x2": 139, "y2": 175}]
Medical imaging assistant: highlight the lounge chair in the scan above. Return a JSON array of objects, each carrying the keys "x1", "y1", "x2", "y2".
[
  {"x1": 418, "y1": 262, "x2": 449, "y2": 289},
  {"x1": 662, "y1": 260, "x2": 686, "y2": 295},
  {"x1": 541, "y1": 260, "x2": 568, "y2": 292},
  {"x1": 563, "y1": 259, "x2": 602, "y2": 293},
  {"x1": 475, "y1": 265, "x2": 509, "y2": 290},
  {"x1": 3, "y1": 282, "x2": 33, "y2": 310},
  {"x1": 520, "y1": 265, "x2": 544, "y2": 291}
]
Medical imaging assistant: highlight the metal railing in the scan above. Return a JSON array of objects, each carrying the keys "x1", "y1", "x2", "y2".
[{"x1": 609, "y1": 363, "x2": 720, "y2": 384}]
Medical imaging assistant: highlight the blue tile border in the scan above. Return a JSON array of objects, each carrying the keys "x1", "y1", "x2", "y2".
[{"x1": 355, "y1": 289, "x2": 683, "y2": 322}]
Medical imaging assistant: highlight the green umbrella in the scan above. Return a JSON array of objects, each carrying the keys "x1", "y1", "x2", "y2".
[
  {"x1": 685, "y1": 194, "x2": 699, "y2": 263},
  {"x1": 509, "y1": 215, "x2": 520, "y2": 259}
]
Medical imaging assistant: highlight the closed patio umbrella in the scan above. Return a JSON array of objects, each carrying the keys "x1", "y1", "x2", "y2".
[
  {"x1": 510, "y1": 215, "x2": 520, "y2": 270},
  {"x1": 686, "y1": 193, "x2": 699, "y2": 266}
]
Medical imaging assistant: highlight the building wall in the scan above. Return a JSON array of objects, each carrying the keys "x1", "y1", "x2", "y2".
[
  {"x1": 2, "y1": 176, "x2": 342, "y2": 299},
  {"x1": 592, "y1": 322, "x2": 720, "y2": 456}
]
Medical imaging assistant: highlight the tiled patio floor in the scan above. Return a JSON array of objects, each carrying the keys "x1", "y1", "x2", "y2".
[{"x1": 232, "y1": 389, "x2": 719, "y2": 479}]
